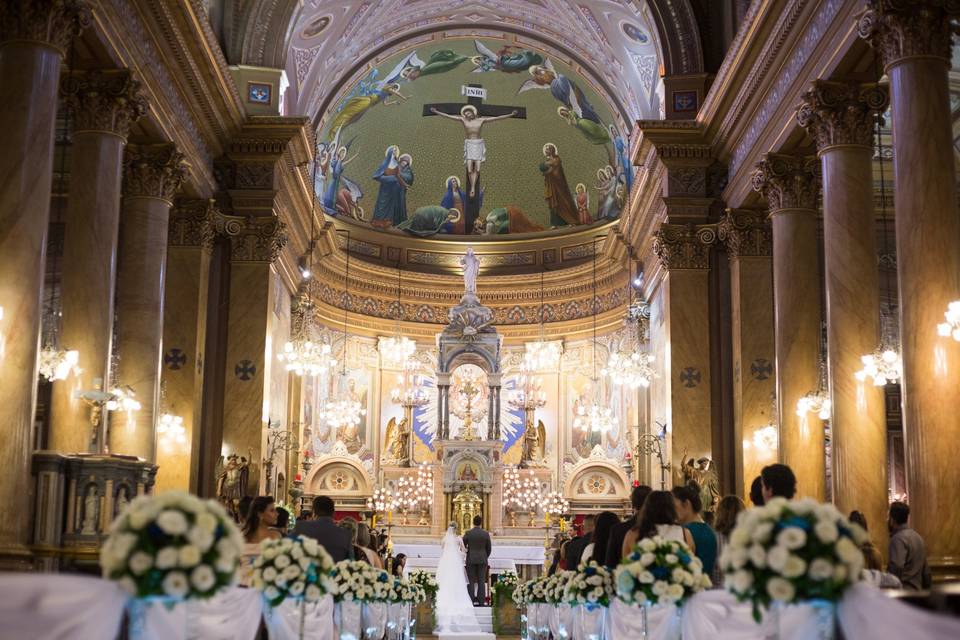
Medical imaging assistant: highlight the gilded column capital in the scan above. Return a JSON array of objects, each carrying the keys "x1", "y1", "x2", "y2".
[
  {"x1": 718, "y1": 209, "x2": 772, "y2": 258},
  {"x1": 652, "y1": 223, "x2": 718, "y2": 270},
  {"x1": 224, "y1": 215, "x2": 288, "y2": 263},
  {"x1": 752, "y1": 153, "x2": 819, "y2": 212},
  {"x1": 60, "y1": 69, "x2": 149, "y2": 138},
  {"x1": 169, "y1": 199, "x2": 219, "y2": 250},
  {"x1": 123, "y1": 143, "x2": 188, "y2": 202},
  {"x1": 796, "y1": 80, "x2": 889, "y2": 150},
  {"x1": 858, "y1": 0, "x2": 960, "y2": 67},
  {"x1": 0, "y1": 0, "x2": 91, "y2": 54}
]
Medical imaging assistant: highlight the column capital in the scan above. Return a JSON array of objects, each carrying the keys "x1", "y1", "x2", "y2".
[
  {"x1": 169, "y1": 199, "x2": 219, "y2": 250},
  {"x1": 225, "y1": 214, "x2": 288, "y2": 263},
  {"x1": 752, "y1": 153, "x2": 820, "y2": 212},
  {"x1": 60, "y1": 69, "x2": 148, "y2": 138},
  {"x1": 718, "y1": 209, "x2": 772, "y2": 258},
  {"x1": 797, "y1": 80, "x2": 889, "y2": 151},
  {"x1": 0, "y1": 0, "x2": 91, "y2": 55},
  {"x1": 652, "y1": 222, "x2": 718, "y2": 270},
  {"x1": 859, "y1": 0, "x2": 960, "y2": 68},
  {"x1": 123, "y1": 143, "x2": 188, "y2": 202}
]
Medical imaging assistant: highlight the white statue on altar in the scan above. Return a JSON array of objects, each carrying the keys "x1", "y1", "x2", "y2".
[{"x1": 460, "y1": 247, "x2": 479, "y2": 296}]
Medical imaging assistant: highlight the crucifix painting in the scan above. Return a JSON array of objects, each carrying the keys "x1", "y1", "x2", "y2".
[{"x1": 423, "y1": 84, "x2": 526, "y2": 232}]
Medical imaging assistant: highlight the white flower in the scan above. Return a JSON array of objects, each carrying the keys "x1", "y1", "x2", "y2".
[
  {"x1": 263, "y1": 566, "x2": 278, "y2": 582},
  {"x1": 304, "y1": 584, "x2": 321, "y2": 601},
  {"x1": 767, "y1": 546, "x2": 789, "y2": 572},
  {"x1": 639, "y1": 538, "x2": 656, "y2": 552},
  {"x1": 128, "y1": 509, "x2": 153, "y2": 530},
  {"x1": 782, "y1": 555, "x2": 807, "y2": 579},
  {"x1": 289, "y1": 581, "x2": 305, "y2": 596},
  {"x1": 730, "y1": 527, "x2": 751, "y2": 547},
  {"x1": 178, "y1": 545, "x2": 201, "y2": 568},
  {"x1": 191, "y1": 565, "x2": 216, "y2": 591},
  {"x1": 162, "y1": 571, "x2": 190, "y2": 599},
  {"x1": 303, "y1": 538, "x2": 319, "y2": 555},
  {"x1": 665, "y1": 554, "x2": 678, "y2": 564},
  {"x1": 216, "y1": 538, "x2": 238, "y2": 560},
  {"x1": 128, "y1": 551, "x2": 153, "y2": 576},
  {"x1": 729, "y1": 570, "x2": 753, "y2": 593},
  {"x1": 833, "y1": 564, "x2": 848, "y2": 582},
  {"x1": 275, "y1": 553, "x2": 291, "y2": 569},
  {"x1": 814, "y1": 520, "x2": 839, "y2": 544},
  {"x1": 809, "y1": 558, "x2": 834, "y2": 581},
  {"x1": 156, "y1": 547, "x2": 178, "y2": 570},
  {"x1": 667, "y1": 583, "x2": 684, "y2": 600},
  {"x1": 195, "y1": 512, "x2": 218, "y2": 534},
  {"x1": 835, "y1": 537, "x2": 861, "y2": 565},
  {"x1": 263, "y1": 546, "x2": 277, "y2": 560},
  {"x1": 264, "y1": 586, "x2": 280, "y2": 601},
  {"x1": 640, "y1": 552, "x2": 655, "y2": 566},
  {"x1": 751, "y1": 522, "x2": 775, "y2": 544},
  {"x1": 791, "y1": 499, "x2": 817, "y2": 516},
  {"x1": 215, "y1": 556, "x2": 236, "y2": 574},
  {"x1": 652, "y1": 580, "x2": 668, "y2": 596},
  {"x1": 117, "y1": 577, "x2": 138, "y2": 595},
  {"x1": 187, "y1": 526, "x2": 214, "y2": 552},
  {"x1": 748, "y1": 544, "x2": 767, "y2": 568},
  {"x1": 639, "y1": 570, "x2": 654, "y2": 584},
  {"x1": 283, "y1": 564, "x2": 301, "y2": 581},
  {"x1": 766, "y1": 577, "x2": 795, "y2": 602},
  {"x1": 157, "y1": 510, "x2": 189, "y2": 536},
  {"x1": 777, "y1": 527, "x2": 807, "y2": 550},
  {"x1": 111, "y1": 533, "x2": 138, "y2": 559}
]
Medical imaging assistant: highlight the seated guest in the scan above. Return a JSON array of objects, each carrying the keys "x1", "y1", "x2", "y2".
[
  {"x1": 622, "y1": 490, "x2": 695, "y2": 559},
  {"x1": 749, "y1": 476, "x2": 765, "y2": 507},
  {"x1": 357, "y1": 522, "x2": 384, "y2": 568},
  {"x1": 391, "y1": 553, "x2": 407, "y2": 577},
  {"x1": 236, "y1": 495, "x2": 254, "y2": 524},
  {"x1": 339, "y1": 517, "x2": 372, "y2": 565},
  {"x1": 293, "y1": 495, "x2": 354, "y2": 562},
  {"x1": 760, "y1": 464, "x2": 797, "y2": 500},
  {"x1": 850, "y1": 510, "x2": 902, "y2": 589},
  {"x1": 606, "y1": 485, "x2": 652, "y2": 568},
  {"x1": 887, "y1": 501, "x2": 931, "y2": 590},
  {"x1": 712, "y1": 495, "x2": 745, "y2": 586},
  {"x1": 564, "y1": 515, "x2": 595, "y2": 570},
  {"x1": 243, "y1": 496, "x2": 282, "y2": 545},
  {"x1": 673, "y1": 483, "x2": 718, "y2": 577},
  {"x1": 585, "y1": 511, "x2": 619, "y2": 567},
  {"x1": 271, "y1": 505, "x2": 290, "y2": 536}
]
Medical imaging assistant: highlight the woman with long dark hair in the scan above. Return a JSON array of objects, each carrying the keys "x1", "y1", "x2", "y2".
[
  {"x1": 242, "y1": 496, "x2": 282, "y2": 544},
  {"x1": 621, "y1": 490, "x2": 695, "y2": 559},
  {"x1": 672, "y1": 483, "x2": 717, "y2": 577},
  {"x1": 586, "y1": 511, "x2": 620, "y2": 567}
]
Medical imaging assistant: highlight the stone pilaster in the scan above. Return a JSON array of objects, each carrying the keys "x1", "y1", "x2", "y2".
[
  {"x1": 752, "y1": 153, "x2": 826, "y2": 500},
  {"x1": 50, "y1": 70, "x2": 148, "y2": 456},
  {"x1": 0, "y1": 0, "x2": 90, "y2": 571},
  {"x1": 798, "y1": 81, "x2": 889, "y2": 551},
  {"x1": 718, "y1": 210, "x2": 775, "y2": 499},
  {"x1": 112, "y1": 144, "x2": 188, "y2": 462},
  {"x1": 861, "y1": 0, "x2": 960, "y2": 578}
]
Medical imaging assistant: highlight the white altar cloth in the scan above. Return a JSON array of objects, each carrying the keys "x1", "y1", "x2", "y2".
[{"x1": 393, "y1": 542, "x2": 545, "y2": 575}]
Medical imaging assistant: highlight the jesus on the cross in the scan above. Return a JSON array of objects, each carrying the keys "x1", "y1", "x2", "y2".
[{"x1": 429, "y1": 104, "x2": 518, "y2": 197}]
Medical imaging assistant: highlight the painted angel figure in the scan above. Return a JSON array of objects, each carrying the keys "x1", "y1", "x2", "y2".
[
  {"x1": 519, "y1": 58, "x2": 602, "y2": 125},
  {"x1": 471, "y1": 40, "x2": 544, "y2": 73}
]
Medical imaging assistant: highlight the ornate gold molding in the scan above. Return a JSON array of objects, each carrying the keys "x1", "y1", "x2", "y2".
[
  {"x1": 169, "y1": 199, "x2": 218, "y2": 249},
  {"x1": 60, "y1": 69, "x2": 149, "y2": 138},
  {"x1": 718, "y1": 209, "x2": 772, "y2": 258},
  {"x1": 0, "y1": 0, "x2": 91, "y2": 54},
  {"x1": 652, "y1": 223, "x2": 718, "y2": 270},
  {"x1": 796, "y1": 80, "x2": 889, "y2": 150},
  {"x1": 123, "y1": 143, "x2": 188, "y2": 202},
  {"x1": 752, "y1": 153, "x2": 819, "y2": 212},
  {"x1": 858, "y1": 0, "x2": 960, "y2": 67}
]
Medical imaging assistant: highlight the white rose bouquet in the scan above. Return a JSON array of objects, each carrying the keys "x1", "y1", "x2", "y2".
[
  {"x1": 523, "y1": 575, "x2": 552, "y2": 604},
  {"x1": 512, "y1": 579, "x2": 529, "y2": 606},
  {"x1": 100, "y1": 491, "x2": 243, "y2": 601},
  {"x1": 496, "y1": 571, "x2": 519, "y2": 590},
  {"x1": 252, "y1": 535, "x2": 335, "y2": 607},
  {"x1": 543, "y1": 571, "x2": 573, "y2": 604},
  {"x1": 563, "y1": 561, "x2": 614, "y2": 607},
  {"x1": 614, "y1": 536, "x2": 711, "y2": 608},
  {"x1": 389, "y1": 577, "x2": 427, "y2": 604},
  {"x1": 407, "y1": 569, "x2": 438, "y2": 602},
  {"x1": 329, "y1": 559, "x2": 393, "y2": 602},
  {"x1": 720, "y1": 498, "x2": 866, "y2": 621}
]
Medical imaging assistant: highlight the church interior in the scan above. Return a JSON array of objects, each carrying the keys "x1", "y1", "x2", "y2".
[{"x1": 2, "y1": 0, "x2": 960, "y2": 637}]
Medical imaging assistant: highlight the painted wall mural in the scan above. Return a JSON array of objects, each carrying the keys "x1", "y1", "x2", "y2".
[{"x1": 315, "y1": 38, "x2": 633, "y2": 237}]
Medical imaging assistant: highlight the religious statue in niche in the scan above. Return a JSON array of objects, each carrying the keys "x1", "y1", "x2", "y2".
[
  {"x1": 80, "y1": 483, "x2": 100, "y2": 535},
  {"x1": 216, "y1": 451, "x2": 252, "y2": 505},
  {"x1": 384, "y1": 416, "x2": 412, "y2": 466},
  {"x1": 678, "y1": 451, "x2": 721, "y2": 514},
  {"x1": 521, "y1": 418, "x2": 547, "y2": 467},
  {"x1": 114, "y1": 484, "x2": 130, "y2": 518}
]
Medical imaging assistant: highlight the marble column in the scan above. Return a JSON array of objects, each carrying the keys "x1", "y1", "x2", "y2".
[
  {"x1": 49, "y1": 70, "x2": 148, "y2": 454},
  {"x1": 220, "y1": 216, "x2": 287, "y2": 495},
  {"x1": 798, "y1": 80, "x2": 888, "y2": 544},
  {"x1": 752, "y1": 154, "x2": 826, "y2": 500},
  {"x1": 158, "y1": 200, "x2": 216, "y2": 493},
  {"x1": 111, "y1": 144, "x2": 188, "y2": 461},
  {"x1": 0, "y1": 0, "x2": 90, "y2": 569},
  {"x1": 860, "y1": 0, "x2": 960, "y2": 574},
  {"x1": 718, "y1": 210, "x2": 775, "y2": 499},
  {"x1": 652, "y1": 223, "x2": 717, "y2": 472}
]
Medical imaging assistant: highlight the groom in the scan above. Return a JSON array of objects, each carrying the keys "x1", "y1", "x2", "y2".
[{"x1": 462, "y1": 515, "x2": 492, "y2": 606}]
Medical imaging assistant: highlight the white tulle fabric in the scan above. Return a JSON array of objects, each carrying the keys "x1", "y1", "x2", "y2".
[
  {"x1": 434, "y1": 529, "x2": 481, "y2": 633},
  {"x1": 0, "y1": 573, "x2": 126, "y2": 639}
]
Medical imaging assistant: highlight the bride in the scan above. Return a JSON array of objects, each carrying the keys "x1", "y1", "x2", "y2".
[{"x1": 435, "y1": 523, "x2": 482, "y2": 633}]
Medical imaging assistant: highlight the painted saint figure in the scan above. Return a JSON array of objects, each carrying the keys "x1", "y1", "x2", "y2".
[
  {"x1": 322, "y1": 146, "x2": 358, "y2": 211},
  {"x1": 371, "y1": 146, "x2": 414, "y2": 228},
  {"x1": 396, "y1": 206, "x2": 461, "y2": 237},
  {"x1": 440, "y1": 176, "x2": 467, "y2": 234},
  {"x1": 539, "y1": 143, "x2": 579, "y2": 227},
  {"x1": 429, "y1": 105, "x2": 518, "y2": 198},
  {"x1": 519, "y1": 59, "x2": 602, "y2": 124},
  {"x1": 575, "y1": 183, "x2": 592, "y2": 225}
]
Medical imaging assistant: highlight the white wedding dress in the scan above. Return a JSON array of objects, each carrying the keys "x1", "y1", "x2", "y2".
[{"x1": 434, "y1": 527, "x2": 482, "y2": 634}]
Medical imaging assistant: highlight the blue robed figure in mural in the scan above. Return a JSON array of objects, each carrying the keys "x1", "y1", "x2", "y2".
[{"x1": 371, "y1": 146, "x2": 415, "y2": 228}]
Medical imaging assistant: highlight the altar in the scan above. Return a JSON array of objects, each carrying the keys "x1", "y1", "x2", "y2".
[{"x1": 394, "y1": 541, "x2": 546, "y2": 576}]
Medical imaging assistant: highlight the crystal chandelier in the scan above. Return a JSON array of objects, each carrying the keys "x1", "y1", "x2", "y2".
[
  {"x1": 379, "y1": 264, "x2": 417, "y2": 367},
  {"x1": 752, "y1": 424, "x2": 778, "y2": 451},
  {"x1": 604, "y1": 263, "x2": 656, "y2": 389},
  {"x1": 937, "y1": 300, "x2": 960, "y2": 341},
  {"x1": 157, "y1": 412, "x2": 186, "y2": 446},
  {"x1": 524, "y1": 270, "x2": 562, "y2": 371},
  {"x1": 796, "y1": 355, "x2": 831, "y2": 420},
  {"x1": 507, "y1": 360, "x2": 547, "y2": 411},
  {"x1": 38, "y1": 344, "x2": 80, "y2": 382},
  {"x1": 391, "y1": 357, "x2": 429, "y2": 407},
  {"x1": 106, "y1": 385, "x2": 141, "y2": 412},
  {"x1": 855, "y1": 345, "x2": 903, "y2": 386},
  {"x1": 575, "y1": 238, "x2": 618, "y2": 434}
]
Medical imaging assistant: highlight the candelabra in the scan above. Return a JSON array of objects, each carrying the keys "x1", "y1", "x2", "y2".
[
  {"x1": 390, "y1": 358, "x2": 429, "y2": 407},
  {"x1": 503, "y1": 466, "x2": 540, "y2": 526},
  {"x1": 636, "y1": 423, "x2": 671, "y2": 490},
  {"x1": 507, "y1": 360, "x2": 546, "y2": 411}
]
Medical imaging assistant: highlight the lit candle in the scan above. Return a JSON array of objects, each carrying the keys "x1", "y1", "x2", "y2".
[
  {"x1": 388, "y1": 511, "x2": 393, "y2": 524},
  {"x1": 372, "y1": 514, "x2": 377, "y2": 528}
]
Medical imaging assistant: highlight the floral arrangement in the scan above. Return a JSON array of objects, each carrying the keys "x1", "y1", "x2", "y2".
[
  {"x1": 720, "y1": 497, "x2": 866, "y2": 620},
  {"x1": 493, "y1": 571, "x2": 519, "y2": 593},
  {"x1": 389, "y1": 576, "x2": 427, "y2": 604},
  {"x1": 563, "y1": 561, "x2": 615, "y2": 607},
  {"x1": 408, "y1": 569, "x2": 438, "y2": 602},
  {"x1": 329, "y1": 559, "x2": 393, "y2": 602},
  {"x1": 511, "y1": 579, "x2": 529, "y2": 606},
  {"x1": 614, "y1": 536, "x2": 711, "y2": 608},
  {"x1": 544, "y1": 570, "x2": 575, "y2": 604},
  {"x1": 252, "y1": 536, "x2": 335, "y2": 606},
  {"x1": 518, "y1": 575, "x2": 552, "y2": 604},
  {"x1": 100, "y1": 491, "x2": 243, "y2": 601}
]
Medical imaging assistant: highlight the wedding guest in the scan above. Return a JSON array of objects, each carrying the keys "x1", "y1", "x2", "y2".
[
  {"x1": 849, "y1": 510, "x2": 883, "y2": 570},
  {"x1": 357, "y1": 522, "x2": 384, "y2": 568},
  {"x1": 271, "y1": 505, "x2": 290, "y2": 535},
  {"x1": 760, "y1": 464, "x2": 796, "y2": 500},
  {"x1": 888, "y1": 501, "x2": 932, "y2": 590},
  {"x1": 605, "y1": 484, "x2": 652, "y2": 568},
  {"x1": 338, "y1": 517, "x2": 369, "y2": 564},
  {"x1": 622, "y1": 490, "x2": 695, "y2": 559},
  {"x1": 585, "y1": 511, "x2": 619, "y2": 566},
  {"x1": 673, "y1": 483, "x2": 718, "y2": 577},
  {"x1": 712, "y1": 495, "x2": 745, "y2": 586},
  {"x1": 749, "y1": 476, "x2": 765, "y2": 507},
  {"x1": 547, "y1": 534, "x2": 569, "y2": 575},
  {"x1": 564, "y1": 514, "x2": 595, "y2": 570},
  {"x1": 243, "y1": 496, "x2": 282, "y2": 544},
  {"x1": 237, "y1": 495, "x2": 254, "y2": 524},
  {"x1": 391, "y1": 553, "x2": 407, "y2": 577},
  {"x1": 293, "y1": 495, "x2": 354, "y2": 561}
]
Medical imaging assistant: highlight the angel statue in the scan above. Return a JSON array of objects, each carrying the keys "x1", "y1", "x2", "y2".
[
  {"x1": 384, "y1": 416, "x2": 412, "y2": 466},
  {"x1": 216, "y1": 450, "x2": 251, "y2": 506},
  {"x1": 521, "y1": 419, "x2": 547, "y2": 467},
  {"x1": 678, "y1": 451, "x2": 720, "y2": 513}
]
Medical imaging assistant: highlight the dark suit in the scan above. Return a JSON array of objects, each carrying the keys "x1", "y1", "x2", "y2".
[
  {"x1": 292, "y1": 516, "x2": 354, "y2": 562},
  {"x1": 605, "y1": 517, "x2": 637, "y2": 568},
  {"x1": 462, "y1": 526, "x2": 492, "y2": 605},
  {"x1": 564, "y1": 534, "x2": 589, "y2": 570}
]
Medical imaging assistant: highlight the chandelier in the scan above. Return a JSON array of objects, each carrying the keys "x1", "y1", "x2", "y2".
[
  {"x1": 106, "y1": 385, "x2": 141, "y2": 413},
  {"x1": 379, "y1": 264, "x2": 417, "y2": 367},
  {"x1": 575, "y1": 237, "x2": 618, "y2": 434},
  {"x1": 604, "y1": 262, "x2": 656, "y2": 389},
  {"x1": 524, "y1": 270, "x2": 562, "y2": 371},
  {"x1": 855, "y1": 344, "x2": 903, "y2": 386},
  {"x1": 937, "y1": 300, "x2": 960, "y2": 342},
  {"x1": 157, "y1": 412, "x2": 186, "y2": 446},
  {"x1": 796, "y1": 352, "x2": 831, "y2": 419},
  {"x1": 507, "y1": 360, "x2": 546, "y2": 410},
  {"x1": 752, "y1": 424, "x2": 778, "y2": 451},
  {"x1": 539, "y1": 491, "x2": 569, "y2": 516},
  {"x1": 391, "y1": 357, "x2": 429, "y2": 407},
  {"x1": 38, "y1": 343, "x2": 80, "y2": 382}
]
